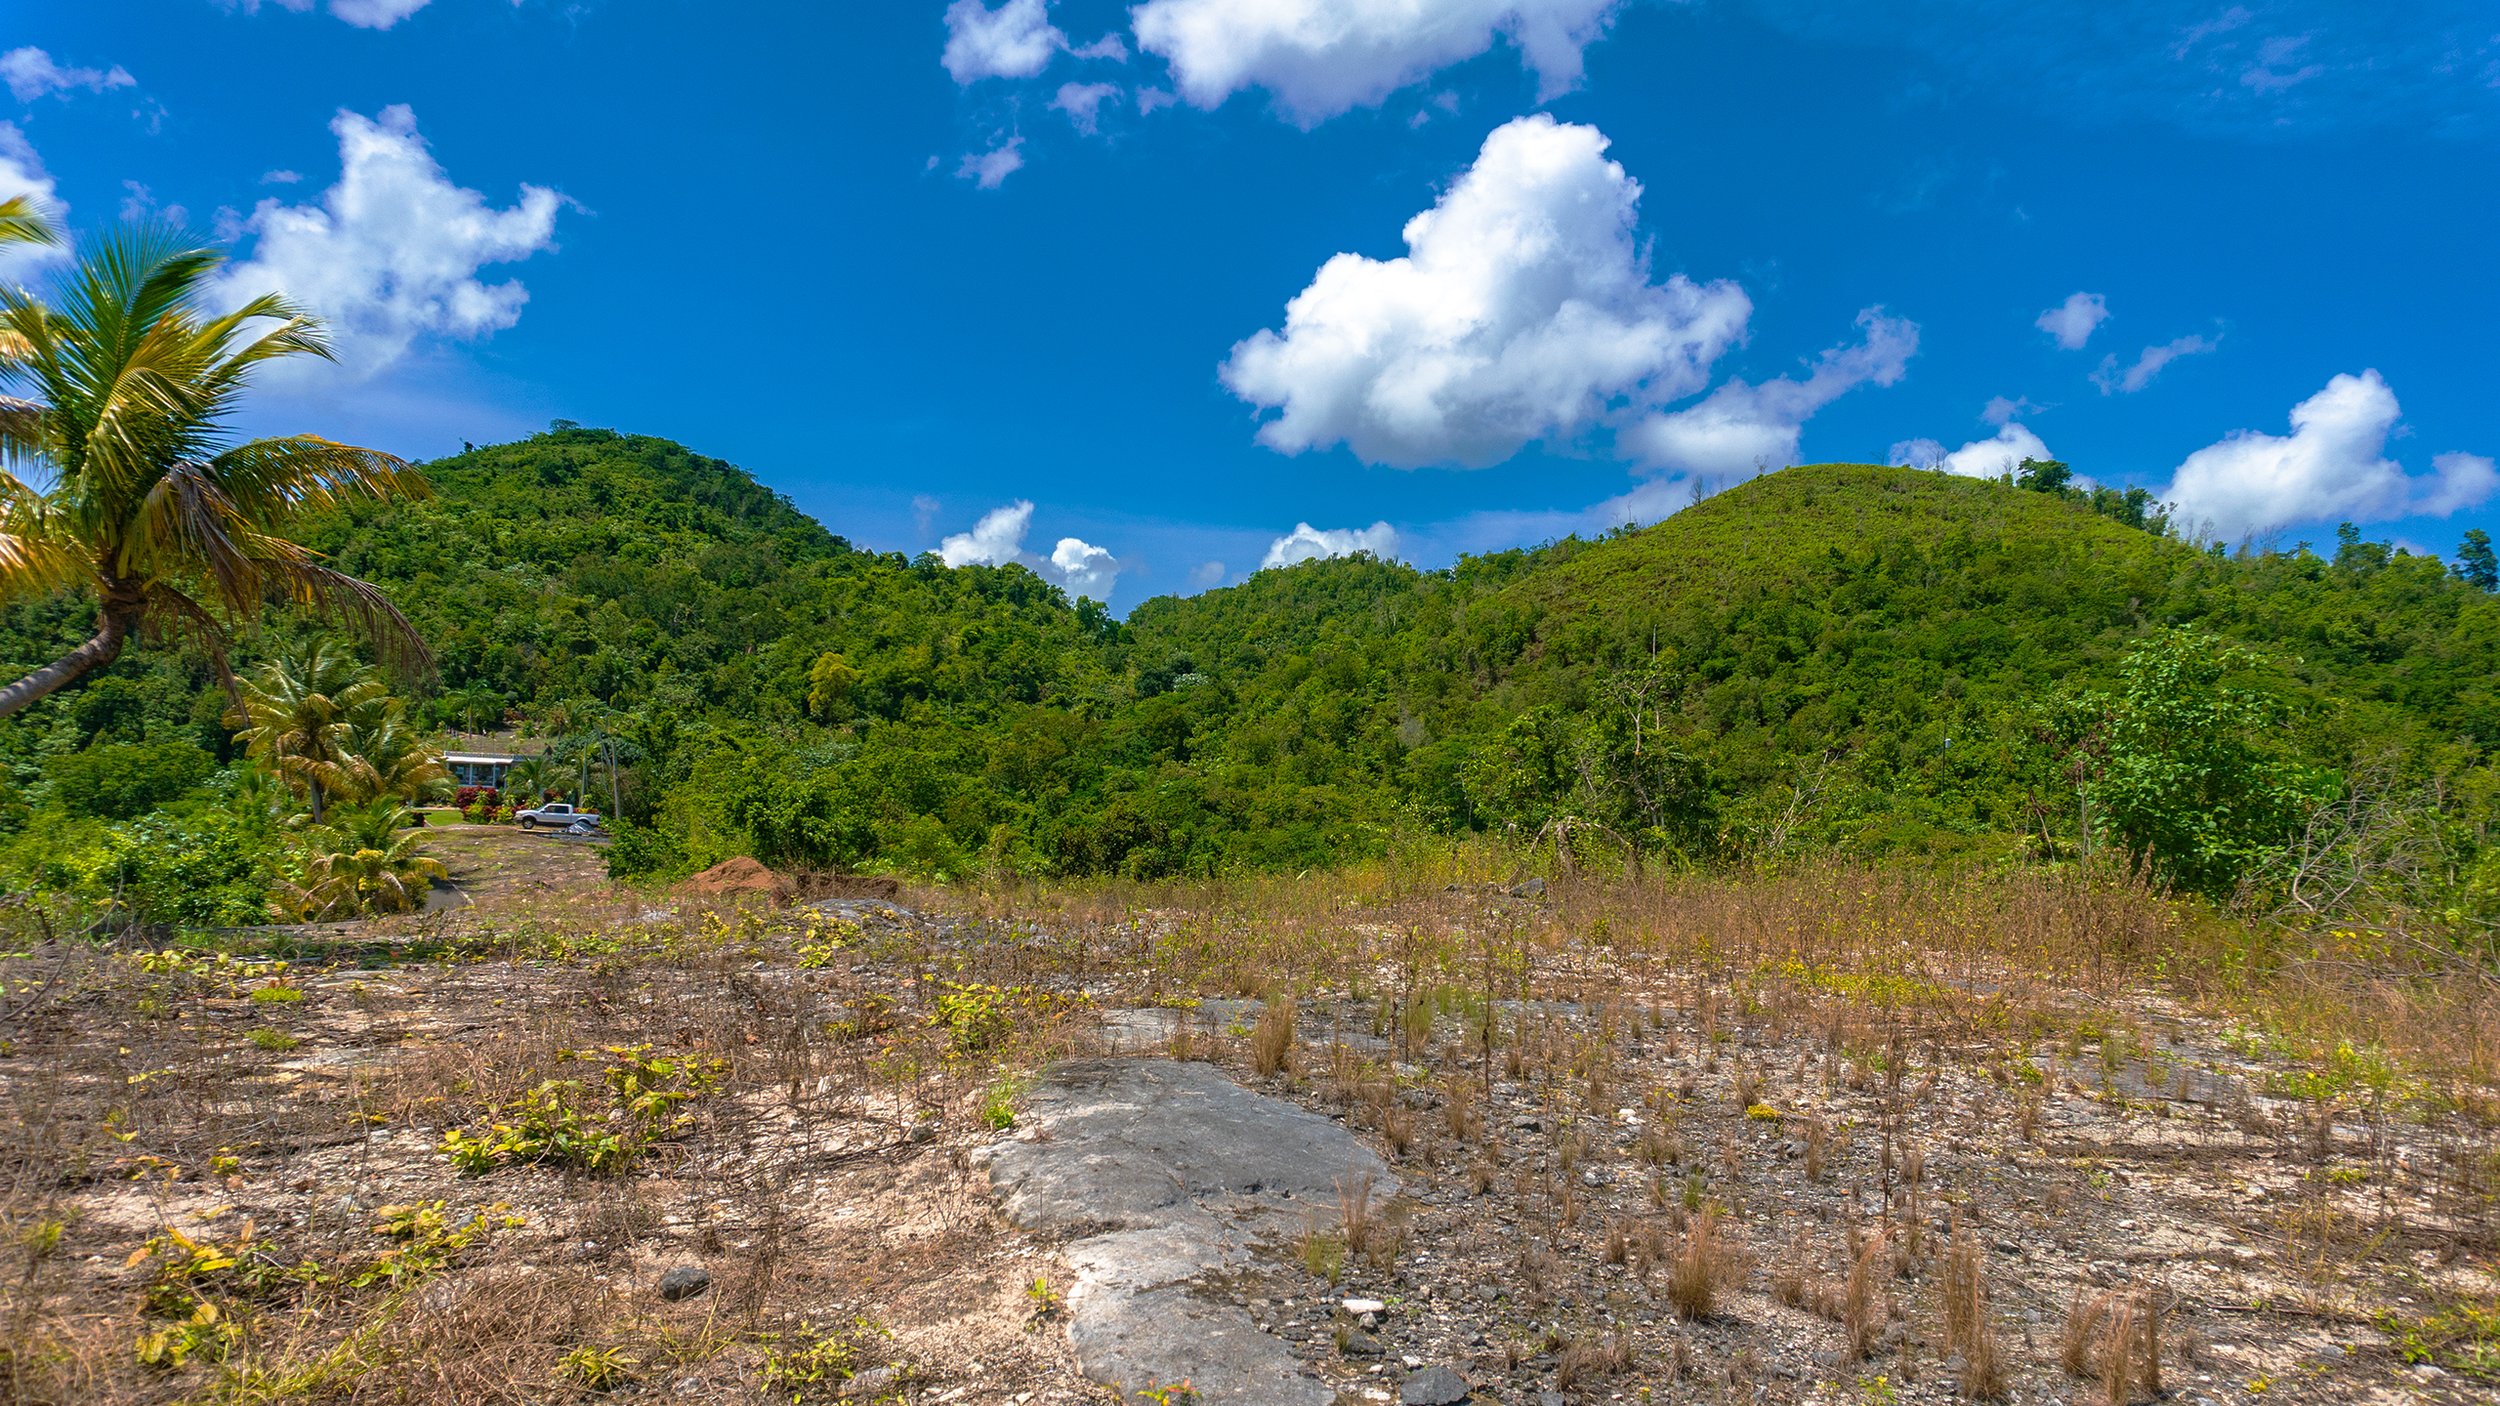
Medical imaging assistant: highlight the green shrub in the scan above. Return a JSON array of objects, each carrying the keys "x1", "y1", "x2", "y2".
[
  {"x1": 42, "y1": 740, "x2": 214, "y2": 820},
  {"x1": 441, "y1": 1046, "x2": 724, "y2": 1176}
]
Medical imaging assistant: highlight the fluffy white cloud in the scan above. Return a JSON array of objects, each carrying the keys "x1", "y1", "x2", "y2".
[
  {"x1": 939, "y1": 500, "x2": 1122, "y2": 597},
  {"x1": 1053, "y1": 81, "x2": 1121, "y2": 134},
  {"x1": 233, "y1": 0, "x2": 440, "y2": 28},
  {"x1": 943, "y1": 0, "x2": 1064, "y2": 83},
  {"x1": 2165, "y1": 370, "x2": 2495, "y2": 536},
  {"x1": 212, "y1": 105, "x2": 561, "y2": 377},
  {"x1": 1133, "y1": 0, "x2": 1624, "y2": 125},
  {"x1": 2035, "y1": 291, "x2": 2109, "y2": 350},
  {"x1": 2421, "y1": 454, "x2": 2500, "y2": 518},
  {"x1": 2093, "y1": 333, "x2": 2217, "y2": 394},
  {"x1": 1, "y1": 47, "x2": 136, "y2": 103},
  {"x1": 1189, "y1": 560, "x2": 1227, "y2": 588},
  {"x1": 329, "y1": 0, "x2": 434, "y2": 27},
  {"x1": 0, "y1": 123, "x2": 68, "y2": 283},
  {"x1": 957, "y1": 134, "x2": 1025, "y2": 189},
  {"x1": 938, "y1": 500, "x2": 1034, "y2": 567},
  {"x1": 1262, "y1": 521, "x2": 1399, "y2": 569},
  {"x1": 118, "y1": 180, "x2": 189, "y2": 228},
  {"x1": 1624, "y1": 308, "x2": 1919, "y2": 476},
  {"x1": 1048, "y1": 536, "x2": 1121, "y2": 600},
  {"x1": 1890, "y1": 422, "x2": 2054, "y2": 480},
  {"x1": 1223, "y1": 115, "x2": 1749, "y2": 468},
  {"x1": 1981, "y1": 394, "x2": 2040, "y2": 426}
]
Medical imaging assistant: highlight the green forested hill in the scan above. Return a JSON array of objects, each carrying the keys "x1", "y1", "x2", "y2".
[{"x1": 7, "y1": 429, "x2": 2499, "y2": 912}]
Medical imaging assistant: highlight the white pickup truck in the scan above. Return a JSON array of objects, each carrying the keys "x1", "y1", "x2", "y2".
[{"x1": 516, "y1": 801, "x2": 602, "y2": 831}]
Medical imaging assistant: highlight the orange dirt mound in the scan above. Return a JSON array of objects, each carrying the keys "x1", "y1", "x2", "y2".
[{"x1": 678, "y1": 856, "x2": 789, "y2": 901}]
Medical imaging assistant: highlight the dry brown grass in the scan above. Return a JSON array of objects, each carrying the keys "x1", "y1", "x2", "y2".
[
  {"x1": 14, "y1": 844, "x2": 2500, "y2": 1404},
  {"x1": 1942, "y1": 1219, "x2": 2006, "y2": 1399},
  {"x1": 1250, "y1": 994, "x2": 1296, "y2": 1077},
  {"x1": 1667, "y1": 1205, "x2": 1741, "y2": 1321},
  {"x1": 2060, "y1": 1288, "x2": 2107, "y2": 1378},
  {"x1": 1843, "y1": 1224, "x2": 1889, "y2": 1359}
]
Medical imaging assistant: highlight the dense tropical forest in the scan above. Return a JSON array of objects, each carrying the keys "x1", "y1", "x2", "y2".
[{"x1": 7, "y1": 419, "x2": 2500, "y2": 941}]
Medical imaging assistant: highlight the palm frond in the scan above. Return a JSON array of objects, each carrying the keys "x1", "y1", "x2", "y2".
[
  {"x1": 0, "y1": 196, "x2": 60, "y2": 251},
  {"x1": 0, "y1": 473, "x2": 85, "y2": 601},
  {"x1": 256, "y1": 553, "x2": 432, "y2": 673},
  {"x1": 127, "y1": 458, "x2": 259, "y2": 609},
  {"x1": 210, "y1": 436, "x2": 429, "y2": 519},
  {"x1": 135, "y1": 581, "x2": 236, "y2": 689}
]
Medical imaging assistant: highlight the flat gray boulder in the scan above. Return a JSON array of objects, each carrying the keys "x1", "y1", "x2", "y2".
[{"x1": 981, "y1": 1058, "x2": 1392, "y2": 1405}]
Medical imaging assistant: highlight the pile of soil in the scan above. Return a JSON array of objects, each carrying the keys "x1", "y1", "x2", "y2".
[{"x1": 677, "y1": 855, "x2": 789, "y2": 901}]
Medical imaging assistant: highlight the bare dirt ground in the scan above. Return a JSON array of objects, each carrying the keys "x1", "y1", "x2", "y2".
[
  {"x1": 419, "y1": 824, "x2": 614, "y2": 906},
  {"x1": 3, "y1": 859, "x2": 2495, "y2": 1406}
]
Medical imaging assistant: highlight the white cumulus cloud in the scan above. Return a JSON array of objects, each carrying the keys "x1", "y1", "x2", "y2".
[
  {"x1": 943, "y1": 0, "x2": 1065, "y2": 82},
  {"x1": 225, "y1": 0, "x2": 438, "y2": 27},
  {"x1": 938, "y1": 500, "x2": 1035, "y2": 567},
  {"x1": 1222, "y1": 114, "x2": 1749, "y2": 469},
  {"x1": 957, "y1": 134, "x2": 1025, "y2": 189},
  {"x1": 2165, "y1": 370, "x2": 2496, "y2": 537},
  {"x1": 2093, "y1": 332, "x2": 2218, "y2": 394},
  {"x1": 1262, "y1": 521, "x2": 1399, "y2": 569},
  {"x1": 1048, "y1": 536, "x2": 1122, "y2": 600},
  {"x1": 0, "y1": 123, "x2": 68, "y2": 283},
  {"x1": 2035, "y1": 291, "x2": 2109, "y2": 350},
  {"x1": 1891, "y1": 422, "x2": 2054, "y2": 480},
  {"x1": 329, "y1": 0, "x2": 434, "y2": 27},
  {"x1": 1981, "y1": 394, "x2": 2041, "y2": 426},
  {"x1": 1624, "y1": 307, "x2": 1919, "y2": 476},
  {"x1": 939, "y1": 500, "x2": 1122, "y2": 598},
  {"x1": 211, "y1": 105, "x2": 562, "y2": 378},
  {"x1": 1, "y1": 47, "x2": 136, "y2": 103},
  {"x1": 1132, "y1": 0, "x2": 1625, "y2": 125},
  {"x1": 1053, "y1": 81, "x2": 1121, "y2": 134}
]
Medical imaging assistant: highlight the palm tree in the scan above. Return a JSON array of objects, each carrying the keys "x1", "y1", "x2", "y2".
[
  {"x1": 439, "y1": 681, "x2": 507, "y2": 735},
  {"x1": 229, "y1": 638, "x2": 386, "y2": 824},
  {"x1": 282, "y1": 801, "x2": 447, "y2": 920},
  {"x1": 501, "y1": 754, "x2": 561, "y2": 805},
  {"x1": 0, "y1": 214, "x2": 430, "y2": 720},
  {"x1": 333, "y1": 694, "x2": 452, "y2": 807}
]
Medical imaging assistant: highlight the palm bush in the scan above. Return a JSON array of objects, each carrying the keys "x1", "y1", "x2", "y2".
[{"x1": 280, "y1": 802, "x2": 446, "y2": 920}]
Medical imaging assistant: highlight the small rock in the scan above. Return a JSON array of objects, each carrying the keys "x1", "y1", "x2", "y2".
[
  {"x1": 1340, "y1": 1328, "x2": 1383, "y2": 1357},
  {"x1": 840, "y1": 1366, "x2": 897, "y2": 1398},
  {"x1": 1341, "y1": 1297, "x2": 1387, "y2": 1316},
  {"x1": 657, "y1": 1266, "x2": 711, "y2": 1302},
  {"x1": 1509, "y1": 877, "x2": 1547, "y2": 899},
  {"x1": 1401, "y1": 1364, "x2": 1472, "y2": 1406}
]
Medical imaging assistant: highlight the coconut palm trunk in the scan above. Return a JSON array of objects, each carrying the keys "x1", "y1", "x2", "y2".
[{"x1": 0, "y1": 579, "x2": 142, "y2": 719}]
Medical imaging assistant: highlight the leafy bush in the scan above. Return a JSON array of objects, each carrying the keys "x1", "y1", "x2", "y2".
[
  {"x1": 0, "y1": 793, "x2": 277, "y2": 927},
  {"x1": 441, "y1": 1045, "x2": 723, "y2": 1175},
  {"x1": 42, "y1": 740, "x2": 213, "y2": 820}
]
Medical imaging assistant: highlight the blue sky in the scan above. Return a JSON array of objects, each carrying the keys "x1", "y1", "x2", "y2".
[{"x1": 6, "y1": 1, "x2": 2497, "y2": 608}]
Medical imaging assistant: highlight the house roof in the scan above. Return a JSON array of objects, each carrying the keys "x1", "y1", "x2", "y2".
[{"x1": 444, "y1": 752, "x2": 520, "y2": 766}]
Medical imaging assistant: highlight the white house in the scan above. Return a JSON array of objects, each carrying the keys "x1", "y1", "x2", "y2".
[{"x1": 445, "y1": 751, "x2": 520, "y2": 789}]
